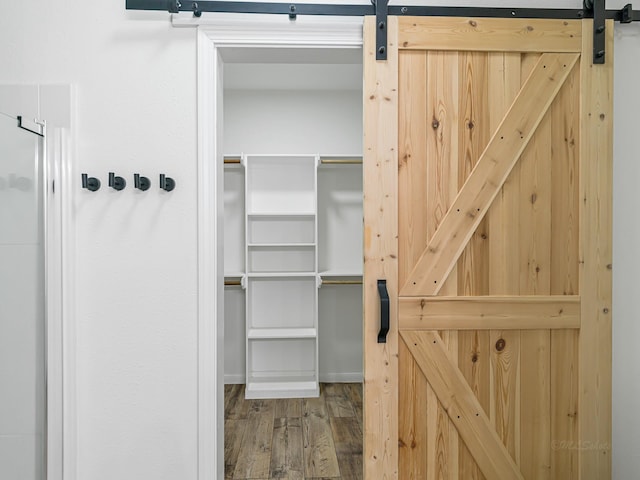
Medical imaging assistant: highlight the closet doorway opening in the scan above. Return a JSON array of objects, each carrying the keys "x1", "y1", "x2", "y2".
[{"x1": 199, "y1": 18, "x2": 366, "y2": 479}]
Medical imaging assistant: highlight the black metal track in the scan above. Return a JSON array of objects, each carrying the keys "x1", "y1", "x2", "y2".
[{"x1": 126, "y1": 0, "x2": 640, "y2": 22}]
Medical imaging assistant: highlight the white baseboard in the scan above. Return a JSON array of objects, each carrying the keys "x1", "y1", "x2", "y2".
[
  {"x1": 319, "y1": 372, "x2": 363, "y2": 383},
  {"x1": 224, "y1": 374, "x2": 245, "y2": 384}
]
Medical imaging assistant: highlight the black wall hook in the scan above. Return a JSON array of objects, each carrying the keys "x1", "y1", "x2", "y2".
[
  {"x1": 82, "y1": 174, "x2": 101, "y2": 192},
  {"x1": 159, "y1": 174, "x2": 175, "y2": 192},
  {"x1": 108, "y1": 172, "x2": 126, "y2": 191},
  {"x1": 134, "y1": 173, "x2": 151, "y2": 191}
]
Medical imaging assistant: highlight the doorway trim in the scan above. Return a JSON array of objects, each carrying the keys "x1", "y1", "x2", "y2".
[{"x1": 189, "y1": 15, "x2": 363, "y2": 478}]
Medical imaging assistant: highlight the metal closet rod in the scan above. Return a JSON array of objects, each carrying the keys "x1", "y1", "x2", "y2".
[
  {"x1": 223, "y1": 279, "x2": 362, "y2": 285},
  {"x1": 223, "y1": 156, "x2": 363, "y2": 165},
  {"x1": 322, "y1": 279, "x2": 362, "y2": 285}
]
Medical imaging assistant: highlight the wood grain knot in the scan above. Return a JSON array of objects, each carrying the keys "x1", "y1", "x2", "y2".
[
  {"x1": 432, "y1": 119, "x2": 440, "y2": 129},
  {"x1": 495, "y1": 338, "x2": 506, "y2": 352},
  {"x1": 469, "y1": 20, "x2": 477, "y2": 27}
]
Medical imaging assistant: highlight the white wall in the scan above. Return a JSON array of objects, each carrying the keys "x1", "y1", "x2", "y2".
[
  {"x1": 0, "y1": 4, "x2": 198, "y2": 480},
  {"x1": 0, "y1": 1, "x2": 638, "y2": 479}
]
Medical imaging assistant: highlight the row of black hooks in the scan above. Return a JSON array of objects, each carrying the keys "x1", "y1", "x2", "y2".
[{"x1": 81, "y1": 173, "x2": 176, "y2": 192}]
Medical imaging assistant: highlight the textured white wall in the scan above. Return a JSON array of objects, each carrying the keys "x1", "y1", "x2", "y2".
[
  {"x1": 0, "y1": 4, "x2": 198, "y2": 480},
  {"x1": 0, "y1": 1, "x2": 638, "y2": 479}
]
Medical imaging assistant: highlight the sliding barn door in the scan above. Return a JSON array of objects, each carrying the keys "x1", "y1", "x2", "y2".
[{"x1": 363, "y1": 17, "x2": 612, "y2": 480}]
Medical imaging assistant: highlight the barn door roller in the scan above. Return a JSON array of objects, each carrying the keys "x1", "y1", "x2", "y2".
[{"x1": 128, "y1": 0, "x2": 638, "y2": 64}]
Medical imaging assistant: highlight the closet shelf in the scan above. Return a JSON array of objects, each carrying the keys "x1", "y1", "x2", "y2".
[
  {"x1": 248, "y1": 327, "x2": 316, "y2": 340},
  {"x1": 247, "y1": 272, "x2": 317, "y2": 278},
  {"x1": 248, "y1": 212, "x2": 315, "y2": 218},
  {"x1": 320, "y1": 270, "x2": 363, "y2": 278},
  {"x1": 248, "y1": 243, "x2": 315, "y2": 248}
]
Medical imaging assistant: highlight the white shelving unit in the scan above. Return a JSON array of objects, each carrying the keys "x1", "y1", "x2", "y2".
[{"x1": 244, "y1": 154, "x2": 320, "y2": 399}]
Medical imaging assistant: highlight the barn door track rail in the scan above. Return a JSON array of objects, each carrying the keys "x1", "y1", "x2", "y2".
[{"x1": 126, "y1": 0, "x2": 637, "y2": 63}]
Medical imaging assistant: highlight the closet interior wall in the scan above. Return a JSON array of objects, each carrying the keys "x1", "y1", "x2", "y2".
[{"x1": 222, "y1": 55, "x2": 364, "y2": 391}]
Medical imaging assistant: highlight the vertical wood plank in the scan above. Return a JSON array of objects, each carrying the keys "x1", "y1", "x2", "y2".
[
  {"x1": 487, "y1": 52, "x2": 522, "y2": 296},
  {"x1": 425, "y1": 49, "x2": 460, "y2": 479},
  {"x1": 426, "y1": 50, "x2": 460, "y2": 295},
  {"x1": 398, "y1": 50, "x2": 427, "y2": 287},
  {"x1": 224, "y1": 419, "x2": 247, "y2": 479},
  {"x1": 456, "y1": 50, "x2": 490, "y2": 480},
  {"x1": 302, "y1": 397, "x2": 341, "y2": 478},
  {"x1": 438, "y1": 332, "x2": 460, "y2": 480},
  {"x1": 225, "y1": 383, "x2": 251, "y2": 420},
  {"x1": 550, "y1": 330, "x2": 579, "y2": 479},
  {"x1": 487, "y1": 51, "x2": 522, "y2": 467},
  {"x1": 399, "y1": 337, "x2": 428, "y2": 480},
  {"x1": 270, "y1": 417, "x2": 304, "y2": 479},
  {"x1": 233, "y1": 401, "x2": 275, "y2": 479},
  {"x1": 579, "y1": 19, "x2": 613, "y2": 479},
  {"x1": 331, "y1": 417, "x2": 364, "y2": 480},
  {"x1": 518, "y1": 58, "x2": 553, "y2": 478},
  {"x1": 490, "y1": 330, "x2": 520, "y2": 464},
  {"x1": 520, "y1": 330, "x2": 552, "y2": 479},
  {"x1": 363, "y1": 15, "x2": 399, "y2": 480},
  {"x1": 274, "y1": 398, "x2": 303, "y2": 419},
  {"x1": 550, "y1": 52, "x2": 581, "y2": 480},
  {"x1": 346, "y1": 383, "x2": 364, "y2": 431},
  {"x1": 551, "y1": 62, "x2": 581, "y2": 298},
  {"x1": 325, "y1": 384, "x2": 357, "y2": 418},
  {"x1": 457, "y1": 51, "x2": 490, "y2": 297},
  {"x1": 458, "y1": 330, "x2": 490, "y2": 479},
  {"x1": 518, "y1": 111, "x2": 552, "y2": 295}
]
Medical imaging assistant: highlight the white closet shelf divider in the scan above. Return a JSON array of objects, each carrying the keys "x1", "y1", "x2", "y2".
[
  {"x1": 248, "y1": 327, "x2": 317, "y2": 340},
  {"x1": 248, "y1": 242, "x2": 315, "y2": 247},
  {"x1": 247, "y1": 212, "x2": 316, "y2": 217}
]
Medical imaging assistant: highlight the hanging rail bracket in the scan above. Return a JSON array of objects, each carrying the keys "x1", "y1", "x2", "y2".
[
  {"x1": 586, "y1": 0, "x2": 607, "y2": 64},
  {"x1": 373, "y1": 0, "x2": 389, "y2": 61},
  {"x1": 127, "y1": 0, "x2": 640, "y2": 64}
]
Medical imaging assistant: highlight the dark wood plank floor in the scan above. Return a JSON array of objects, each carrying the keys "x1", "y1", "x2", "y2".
[{"x1": 225, "y1": 383, "x2": 363, "y2": 480}]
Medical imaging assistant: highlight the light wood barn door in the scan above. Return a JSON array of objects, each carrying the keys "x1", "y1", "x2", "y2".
[{"x1": 363, "y1": 17, "x2": 612, "y2": 480}]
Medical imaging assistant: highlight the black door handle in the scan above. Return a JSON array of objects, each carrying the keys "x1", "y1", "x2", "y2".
[{"x1": 377, "y1": 280, "x2": 389, "y2": 343}]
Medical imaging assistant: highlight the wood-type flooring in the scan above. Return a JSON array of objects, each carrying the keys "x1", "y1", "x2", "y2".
[{"x1": 225, "y1": 383, "x2": 363, "y2": 479}]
